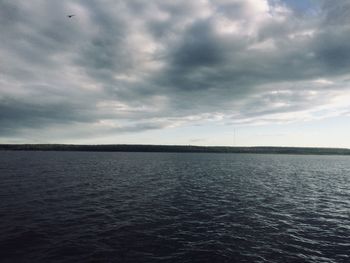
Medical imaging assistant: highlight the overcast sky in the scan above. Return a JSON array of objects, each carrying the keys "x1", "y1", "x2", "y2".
[{"x1": 1, "y1": 0, "x2": 350, "y2": 147}]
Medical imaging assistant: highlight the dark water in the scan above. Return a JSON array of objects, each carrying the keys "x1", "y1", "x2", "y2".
[{"x1": 0, "y1": 152, "x2": 349, "y2": 263}]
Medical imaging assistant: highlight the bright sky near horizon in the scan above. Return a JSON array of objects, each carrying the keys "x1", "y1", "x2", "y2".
[{"x1": 1, "y1": 0, "x2": 350, "y2": 148}]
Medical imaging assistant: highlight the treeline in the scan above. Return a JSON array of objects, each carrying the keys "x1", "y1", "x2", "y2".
[{"x1": 0, "y1": 144, "x2": 350, "y2": 155}]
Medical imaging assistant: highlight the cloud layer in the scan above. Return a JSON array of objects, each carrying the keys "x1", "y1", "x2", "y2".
[{"x1": 1, "y1": 0, "x2": 350, "y2": 142}]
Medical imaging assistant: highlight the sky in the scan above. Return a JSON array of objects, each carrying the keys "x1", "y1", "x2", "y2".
[{"x1": 1, "y1": 0, "x2": 350, "y2": 147}]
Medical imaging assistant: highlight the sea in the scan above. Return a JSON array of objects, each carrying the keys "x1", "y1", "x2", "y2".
[{"x1": 0, "y1": 151, "x2": 349, "y2": 262}]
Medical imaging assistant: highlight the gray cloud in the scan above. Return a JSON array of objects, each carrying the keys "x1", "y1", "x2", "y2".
[{"x1": 1, "y1": 0, "x2": 350, "y2": 141}]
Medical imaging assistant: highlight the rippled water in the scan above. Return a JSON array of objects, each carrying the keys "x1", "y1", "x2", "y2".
[{"x1": 0, "y1": 151, "x2": 349, "y2": 262}]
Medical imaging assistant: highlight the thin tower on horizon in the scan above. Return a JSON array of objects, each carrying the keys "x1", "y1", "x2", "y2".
[{"x1": 233, "y1": 128, "x2": 236, "y2": 147}]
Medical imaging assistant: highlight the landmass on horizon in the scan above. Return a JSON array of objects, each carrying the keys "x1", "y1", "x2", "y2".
[{"x1": 1, "y1": 144, "x2": 350, "y2": 156}]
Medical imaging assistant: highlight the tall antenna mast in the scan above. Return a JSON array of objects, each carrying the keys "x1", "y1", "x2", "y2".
[{"x1": 233, "y1": 128, "x2": 236, "y2": 147}]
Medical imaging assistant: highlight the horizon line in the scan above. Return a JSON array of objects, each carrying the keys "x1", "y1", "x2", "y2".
[{"x1": 1, "y1": 144, "x2": 350, "y2": 156}]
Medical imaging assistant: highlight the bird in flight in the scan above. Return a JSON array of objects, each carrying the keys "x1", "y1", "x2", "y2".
[{"x1": 67, "y1": 14, "x2": 75, "y2": 18}]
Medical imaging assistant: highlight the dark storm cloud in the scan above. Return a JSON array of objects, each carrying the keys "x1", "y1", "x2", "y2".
[
  {"x1": 1, "y1": 0, "x2": 350, "y2": 141},
  {"x1": 0, "y1": 98, "x2": 83, "y2": 135},
  {"x1": 172, "y1": 20, "x2": 225, "y2": 68}
]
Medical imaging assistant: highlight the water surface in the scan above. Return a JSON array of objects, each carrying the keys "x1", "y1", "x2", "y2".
[{"x1": 0, "y1": 152, "x2": 349, "y2": 262}]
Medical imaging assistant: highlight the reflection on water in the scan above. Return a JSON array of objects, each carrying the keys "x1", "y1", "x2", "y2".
[{"x1": 0, "y1": 152, "x2": 349, "y2": 262}]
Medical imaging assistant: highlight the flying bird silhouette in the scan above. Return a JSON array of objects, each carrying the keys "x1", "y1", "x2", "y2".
[{"x1": 67, "y1": 14, "x2": 75, "y2": 18}]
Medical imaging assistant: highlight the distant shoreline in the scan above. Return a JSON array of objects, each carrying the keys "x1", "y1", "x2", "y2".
[{"x1": 0, "y1": 144, "x2": 350, "y2": 156}]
